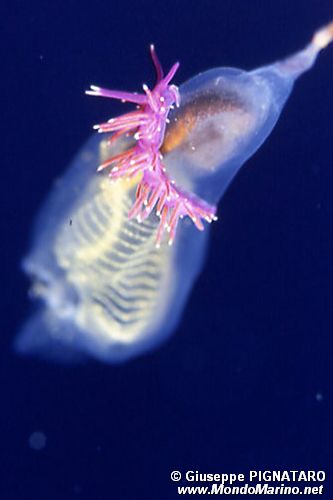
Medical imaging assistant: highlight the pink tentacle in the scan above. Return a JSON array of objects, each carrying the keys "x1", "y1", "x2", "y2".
[
  {"x1": 86, "y1": 86, "x2": 147, "y2": 105},
  {"x1": 150, "y1": 44, "x2": 164, "y2": 82}
]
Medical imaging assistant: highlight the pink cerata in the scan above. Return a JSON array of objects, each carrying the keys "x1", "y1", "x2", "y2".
[{"x1": 86, "y1": 45, "x2": 217, "y2": 247}]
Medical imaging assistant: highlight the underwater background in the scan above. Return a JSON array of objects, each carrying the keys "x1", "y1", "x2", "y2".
[{"x1": 2, "y1": 0, "x2": 333, "y2": 498}]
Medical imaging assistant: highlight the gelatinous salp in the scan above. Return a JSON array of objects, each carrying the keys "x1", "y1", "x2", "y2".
[{"x1": 16, "y1": 22, "x2": 333, "y2": 363}]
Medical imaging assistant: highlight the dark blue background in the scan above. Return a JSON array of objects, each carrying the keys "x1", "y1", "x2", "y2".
[{"x1": 2, "y1": 1, "x2": 332, "y2": 498}]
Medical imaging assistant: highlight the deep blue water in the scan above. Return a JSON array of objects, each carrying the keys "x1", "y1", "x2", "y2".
[{"x1": 2, "y1": 1, "x2": 333, "y2": 498}]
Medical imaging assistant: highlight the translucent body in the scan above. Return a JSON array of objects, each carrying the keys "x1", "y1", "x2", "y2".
[
  {"x1": 18, "y1": 136, "x2": 208, "y2": 362},
  {"x1": 17, "y1": 24, "x2": 332, "y2": 362}
]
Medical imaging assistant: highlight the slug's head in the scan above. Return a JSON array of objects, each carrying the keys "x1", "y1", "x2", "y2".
[{"x1": 149, "y1": 45, "x2": 180, "y2": 111}]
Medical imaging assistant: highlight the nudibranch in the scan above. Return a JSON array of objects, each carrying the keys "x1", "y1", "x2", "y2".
[
  {"x1": 16, "y1": 21, "x2": 333, "y2": 363},
  {"x1": 86, "y1": 45, "x2": 217, "y2": 246}
]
